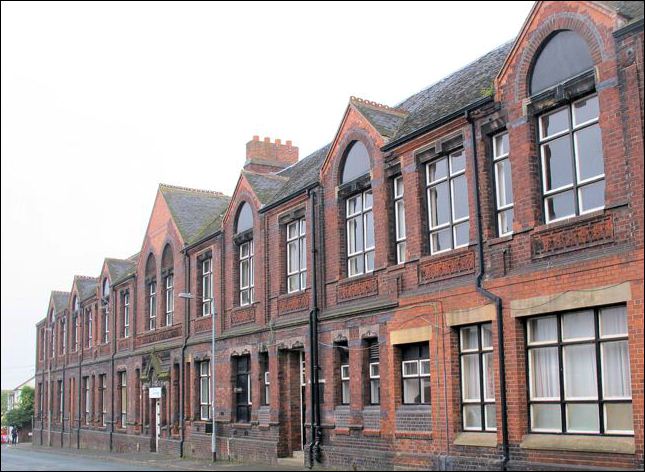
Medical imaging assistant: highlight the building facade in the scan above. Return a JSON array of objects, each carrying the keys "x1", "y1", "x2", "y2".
[{"x1": 33, "y1": 2, "x2": 644, "y2": 470}]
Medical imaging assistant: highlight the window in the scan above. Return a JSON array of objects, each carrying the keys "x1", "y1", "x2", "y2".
[
  {"x1": 347, "y1": 190, "x2": 375, "y2": 277},
  {"x1": 61, "y1": 319, "x2": 67, "y2": 355},
  {"x1": 120, "y1": 371, "x2": 127, "y2": 427},
  {"x1": 51, "y1": 319, "x2": 56, "y2": 358},
  {"x1": 165, "y1": 274, "x2": 174, "y2": 326},
  {"x1": 201, "y1": 258, "x2": 213, "y2": 316},
  {"x1": 394, "y1": 176, "x2": 406, "y2": 264},
  {"x1": 367, "y1": 339, "x2": 380, "y2": 405},
  {"x1": 148, "y1": 281, "x2": 157, "y2": 330},
  {"x1": 401, "y1": 343, "x2": 430, "y2": 404},
  {"x1": 200, "y1": 361, "x2": 211, "y2": 420},
  {"x1": 338, "y1": 345, "x2": 350, "y2": 405},
  {"x1": 460, "y1": 323, "x2": 496, "y2": 431},
  {"x1": 426, "y1": 150, "x2": 469, "y2": 254},
  {"x1": 39, "y1": 328, "x2": 44, "y2": 360},
  {"x1": 73, "y1": 315, "x2": 79, "y2": 351},
  {"x1": 99, "y1": 374, "x2": 106, "y2": 426},
  {"x1": 102, "y1": 279, "x2": 110, "y2": 344},
  {"x1": 87, "y1": 309, "x2": 92, "y2": 348},
  {"x1": 493, "y1": 132, "x2": 514, "y2": 236},
  {"x1": 239, "y1": 241, "x2": 254, "y2": 306},
  {"x1": 83, "y1": 377, "x2": 90, "y2": 424},
  {"x1": 235, "y1": 356, "x2": 251, "y2": 422},
  {"x1": 260, "y1": 353, "x2": 270, "y2": 406},
  {"x1": 527, "y1": 306, "x2": 633, "y2": 435},
  {"x1": 539, "y1": 95, "x2": 604, "y2": 223},
  {"x1": 123, "y1": 292, "x2": 130, "y2": 338},
  {"x1": 287, "y1": 218, "x2": 307, "y2": 293},
  {"x1": 58, "y1": 380, "x2": 63, "y2": 420},
  {"x1": 341, "y1": 141, "x2": 371, "y2": 184}
]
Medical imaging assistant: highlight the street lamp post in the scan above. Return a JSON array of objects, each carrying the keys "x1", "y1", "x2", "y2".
[{"x1": 178, "y1": 291, "x2": 216, "y2": 462}]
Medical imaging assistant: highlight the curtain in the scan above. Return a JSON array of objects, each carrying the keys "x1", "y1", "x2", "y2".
[
  {"x1": 602, "y1": 341, "x2": 631, "y2": 398},
  {"x1": 462, "y1": 354, "x2": 480, "y2": 401},
  {"x1": 530, "y1": 347, "x2": 559, "y2": 399},
  {"x1": 564, "y1": 344, "x2": 597, "y2": 399},
  {"x1": 600, "y1": 306, "x2": 627, "y2": 337},
  {"x1": 529, "y1": 316, "x2": 557, "y2": 344}
]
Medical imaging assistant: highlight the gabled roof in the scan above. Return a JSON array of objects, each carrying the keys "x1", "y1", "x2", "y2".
[
  {"x1": 159, "y1": 184, "x2": 231, "y2": 245},
  {"x1": 105, "y1": 258, "x2": 136, "y2": 284},
  {"x1": 350, "y1": 97, "x2": 408, "y2": 140},
  {"x1": 391, "y1": 41, "x2": 514, "y2": 143},
  {"x1": 51, "y1": 291, "x2": 70, "y2": 314},
  {"x1": 242, "y1": 171, "x2": 288, "y2": 206},
  {"x1": 595, "y1": 1, "x2": 644, "y2": 20},
  {"x1": 74, "y1": 276, "x2": 98, "y2": 302}
]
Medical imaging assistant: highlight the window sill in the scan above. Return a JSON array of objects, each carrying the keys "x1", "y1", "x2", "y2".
[
  {"x1": 487, "y1": 233, "x2": 513, "y2": 247},
  {"x1": 536, "y1": 208, "x2": 605, "y2": 233},
  {"x1": 454, "y1": 432, "x2": 497, "y2": 448},
  {"x1": 520, "y1": 434, "x2": 635, "y2": 455}
]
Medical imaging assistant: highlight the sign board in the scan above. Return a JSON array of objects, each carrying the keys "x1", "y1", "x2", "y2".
[{"x1": 149, "y1": 387, "x2": 162, "y2": 399}]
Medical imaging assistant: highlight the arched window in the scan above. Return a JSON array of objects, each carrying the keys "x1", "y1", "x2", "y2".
[
  {"x1": 236, "y1": 203, "x2": 254, "y2": 306},
  {"x1": 102, "y1": 278, "x2": 110, "y2": 299},
  {"x1": 72, "y1": 295, "x2": 79, "y2": 352},
  {"x1": 161, "y1": 244, "x2": 174, "y2": 327},
  {"x1": 146, "y1": 254, "x2": 157, "y2": 330},
  {"x1": 341, "y1": 141, "x2": 371, "y2": 184},
  {"x1": 50, "y1": 308, "x2": 56, "y2": 357},
  {"x1": 530, "y1": 30, "x2": 594, "y2": 95},
  {"x1": 236, "y1": 202, "x2": 253, "y2": 234},
  {"x1": 101, "y1": 278, "x2": 110, "y2": 343}
]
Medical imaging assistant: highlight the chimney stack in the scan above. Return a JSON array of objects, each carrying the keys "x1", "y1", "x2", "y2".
[{"x1": 244, "y1": 136, "x2": 299, "y2": 174}]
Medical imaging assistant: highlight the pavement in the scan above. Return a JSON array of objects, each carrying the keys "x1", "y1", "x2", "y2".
[{"x1": 0, "y1": 443, "x2": 306, "y2": 471}]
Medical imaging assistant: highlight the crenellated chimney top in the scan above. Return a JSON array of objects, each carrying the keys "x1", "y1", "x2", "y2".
[{"x1": 244, "y1": 136, "x2": 298, "y2": 174}]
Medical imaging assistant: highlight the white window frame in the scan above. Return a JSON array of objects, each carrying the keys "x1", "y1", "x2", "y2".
[
  {"x1": 123, "y1": 292, "x2": 130, "y2": 338},
  {"x1": 346, "y1": 190, "x2": 375, "y2": 277},
  {"x1": 148, "y1": 280, "x2": 157, "y2": 330},
  {"x1": 87, "y1": 309, "x2": 92, "y2": 348},
  {"x1": 201, "y1": 258, "x2": 212, "y2": 317},
  {"x1": 165, "y1": 274, "x2": 174, "y2": 326},
  {"x1": 100, "y1": 374, "x2": 106, "y2": 427},
  {"x1": 62, "y1": 319, "x2": 67, "y2": 355},
  {"x1": 369, "y1": 362, "x2": 380, "y2": 405},
  {"x1": 200, "y1": 360, "x2": 211, "y2": 420},
  {"x1": 84, "y1": 377, "x2": 90, "y2": 424},
  {"x1": 539, "y1": 94, "x2": 604, "y2": 223},
  {"x1": 120, "y1": 371, "x2": 127, "y2": 427},
  {"x1": 402, "y1": 355, "x2": 431, "y2": 404},
  {"x1": 394, "y1": 176, "x2": 406, "y2": 264},
  {"x1": 493, "y1": 131, "x2": 514, "y2": 236},
  {"x1": 286, "y1": 218, "x2": 307, "y2": 293},
  {"x1": 103, "y1": 307, "x2": 109, "y2": 344},
  {"x1": 239, "y1": 241, "x2": 254, "y2": 306},
  {"x1": 263, "y1": 370, "x2": 270, "y2": 406},
  {"x1": 426, "y1": 150, "x2": 469, "y2": 255}
]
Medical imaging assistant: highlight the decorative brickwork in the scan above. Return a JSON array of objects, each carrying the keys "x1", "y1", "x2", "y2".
[
  {"x1": 337, "y1": 275, "x2": 379, "y2": 303},
  {"x1": 418, "y1": 250, "x2": 475, "y2": 284},
  {"x1": 277, "y1": 291, "x2": 309, "y2": 315},
  {"x1": 531, "y1": 214, "x2": 614, "y2": 258}
]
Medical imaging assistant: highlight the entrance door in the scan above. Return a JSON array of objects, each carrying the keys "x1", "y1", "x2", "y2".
[
  {"x1": 155, "y1": 399, "x2": 161, "y2": 452},
  {"x1": 299, "y1": 351, "x2": 306, "y2": 450}
]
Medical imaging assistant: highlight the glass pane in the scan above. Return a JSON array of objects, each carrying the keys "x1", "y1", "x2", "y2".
[
  {"x1": 428, "y1": 158, "x2": 448, "y2": 183},
  {"x1": 450, "y1": 151, "x2": 465, "y2": 174},
  {"x1": 573, "y1": 95, "x2": 599, "y2": 126},
  {"x1": 564, "y1": 344, "x2": 597, "y2": 399},
  {"x1": 341, "y1": 141, "x2": 371, "y2": 183},
  {"x1": 421, "y1": 378, "x2": 431, "y2": 404},
  {"x1": 299, "y1": 238, "x2": 307, "y2": 270},
  {"x1": 240, "y1": 242, "x2": 249, "y2": 258},
  {"x1": 341, "y1": 382, "x2": 350, "y2": 404},
  {"x1": 561, "y1": 310, "x2": 594, "y2": 340},
  {"x1": 481, "y1": 324, "x2": 493, "y2": 349},
  {"x1": 288, "y1": 241, "x2": 299, "y2": 273},
  {"x1": 364, "y1": 211, "x2": 374, "y2": 249},
  {"x1": 579, "y1": 180, "x2": 605, "y2": 213},
  {"x1": 454, "y1": 222, "x2": 469, "y2": 248},
  {"x1": 403, "y1": 360, "x2": 418, "y2": 376},
  {"x1": 347, "y1": 195, "x2": 361, "y2": 216},
  {"x1": 348, "y1": 255, "x2": 363, "y2": 277},
  {"x1": 397, "y1": 242, "x2": 406, "y2": 264},
  {"x1": 394, "y1": 176, "x2": 404, "y2": 198},
  {"x1": 567, "y1": 403, "x2": 599, "y2": 433},
  {"x1": 494, "y1": 133, "x2": 509, "y2": 158},
  {"x1": 240, "y1": 290, "x2": 249, "y2": 306},
  {"x1": 605, "y1": 403, "x2": 633, "y2": 434},
  {"x1": 240, "y1": 260, "x2": 249, "y2": 287},
  {"x1": 395, "y1": 200, "x2": 406, "y2": 240},
  {"x1": 403, "y1": 378, "x2": 420, "y2": 403},
  {"x1": 485, "y1": 404, "x2": 497, "y2": 431},
  {"x1": 460, "y1": 326, "x2": 479, "y2": 351},
  {"x1": 495, "y1": 159, "x2": 514, "y2": 207},
  {"x1": 365, "y1": 251, "x2": 375, "y2": 272},
  {"x1": 432, "y1": 228, "x2": 452, "y2": 253},
  {"x1": 429, "y1": 182, "x2": 450, "y2": 227},
  {"x1": 452, "y1": 174, "x2": 469, "y2": 220},
  {"x1": 498, "y1": 208, "x2": 514, "y2": 235},
  {"x1": 288, "y1": 274, "x2": 299, "y2": 293},
  {"x1": 599, "y1": 306, "x2": 628, "y2": 338},
  {"x1": 575, "y1": 124, "x2": 603, "y2": 181},
  {"x1": 602, "y1": 341, "x2": 632, "y2": 399},
  {"x1": 463, "y1": 405, "x2": 482, "y2": 430},
  {"x1": 529, "y1": 347, "x2": 560, "y2": 400},
  {"x1": 528, "y1": 316, "x2": 557, "y2": 344},
  {"x1": 542, "y1": 135, "x2": 573, "y2": 191},
  {"x1": 483, "y1": 352, "x2": 495, "y2": 401},
  {"x1": 370, "y1": 380, "x2": 380, "y2": 404},
  {"x1": 541, "y1": 107, "x2": 569, "y2": 139},
  {"x1": 461, "y1": 354, "x2": 481, "y2": 401},
  {"x1": 363, "y1": 190, "x2": 373, "y2": 210},
  {"x1": 300, "y1": 218, "x2": 306, "y2": 235},
  {"x1": 546, "y1": 190, "x2": 576, "y2": 221},
  {"x1": 348, "y1": 217, "x2": 363, "y2": 254},
  {"x1": 531, "y1": 404, "x2": 562, "y2": 432},
  {"x1": 287, "y1": 222, "x2": 298, "y2": 240}
]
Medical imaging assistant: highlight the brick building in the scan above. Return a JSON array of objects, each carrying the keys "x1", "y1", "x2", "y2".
[{"x1": 33, "y1": 2, "x2": 644, "y2": 470}]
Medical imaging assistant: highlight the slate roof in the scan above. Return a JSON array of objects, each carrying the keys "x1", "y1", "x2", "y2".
[
  {"x1": 242, "y1": 171, "x2": 288, "y2": 206},
  {"x1": 51, "y1": 291, "x2": 70, "y2": 314},
  {"x1": 392, "y1": 41, "x2": 514, "y2": 142},
  {"x1": 596, "y1": 1, "x2": 644, "y2": 20},
  {"x1": 105, "y1": 258, "x2": 136, "y2": 284},
  {"x1": 74, "y1": 276, "x2": 98, "y2": 302},
  {"x1": 159, "y1": 184, "x2": 231, "y2": 245},
  {"x1": 351, "y1": 99, "x2": 407, "y2": 140}
]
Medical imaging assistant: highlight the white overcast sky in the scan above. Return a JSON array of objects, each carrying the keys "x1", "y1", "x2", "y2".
[{"x1": 1, "y1": 1, "x2": 534, "y2": 389}]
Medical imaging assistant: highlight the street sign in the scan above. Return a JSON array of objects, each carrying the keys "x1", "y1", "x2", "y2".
[{"x1": 149, "y1": 387, "x2": 162, "y2": 399}]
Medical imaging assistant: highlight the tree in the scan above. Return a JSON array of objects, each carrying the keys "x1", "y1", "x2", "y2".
[{"x1": 4, "y1": 386, "x2": 34, "y2": 429}]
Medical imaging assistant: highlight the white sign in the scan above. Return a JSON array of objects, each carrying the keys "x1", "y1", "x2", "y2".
[{"x1": 149, "y1": 387, "x2": 162, "y2": 399}]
